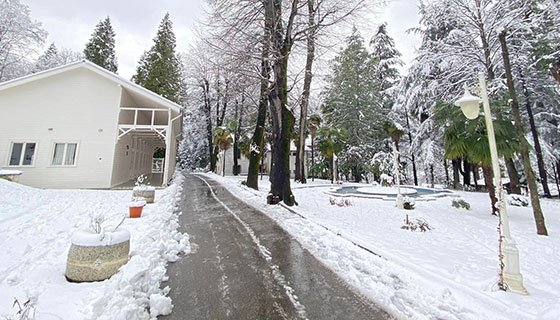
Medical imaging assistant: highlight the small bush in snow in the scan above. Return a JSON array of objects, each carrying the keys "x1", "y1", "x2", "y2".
[
  {"x1": 401, "y1": 214, "x2": 432, "y2": 232},
  {"x1": 380, "y1": 173, "x2": 393, "y2": 187},
  {"x1": 6, "y1": 298, "x2": 36, "y2": 320},
  {"x1": 402, "y1": 196, "x2": 415, "y2": 210},
  {"x1": 329, "y1": 197, "x2": 353, "y2": 207},
  {"x1": 452, "y1": 198, "x2": 471, "y2": 210},
  {"x1": 507, "y1": 194, "x2": 530, "y2": 207}
]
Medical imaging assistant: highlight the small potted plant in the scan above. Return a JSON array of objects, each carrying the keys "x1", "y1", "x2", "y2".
[
  {"x1": 128, "y1": 196, "x2": 147, "y2": 218},
  {"x1": 66, "y1": 213, "x2": 130, "y2": 282},
  {"x1": 132, "y1": 174, "x2": 156, "y2": 203}
]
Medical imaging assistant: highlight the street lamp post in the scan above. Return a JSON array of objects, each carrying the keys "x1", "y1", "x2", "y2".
[{"x1": 454, "y1": 72, "x2": 528, "y2": 295}]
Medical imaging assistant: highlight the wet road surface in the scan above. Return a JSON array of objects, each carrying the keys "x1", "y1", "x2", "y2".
[{"x1": 161, "y1": 174, "x2": 392, "y2": 320}]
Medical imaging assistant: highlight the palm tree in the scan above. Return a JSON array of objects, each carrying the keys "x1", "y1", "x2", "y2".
[
  {"x1": 435, "y1": 102, "x2": 519, "y2": 215},
  {"x1": 317, "y1": 125, "x2": 348, "y2": 183},
  {"x1": 213, "y1": 127, "x2": 233, "y2": 176}
]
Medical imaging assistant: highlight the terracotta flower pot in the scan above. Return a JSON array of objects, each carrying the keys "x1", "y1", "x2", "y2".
[
  {"x1": 128, "y1": 200, "x2": 146, "y2": 218},
  {"x1": 129, "y1": 205, "x2": 143, "y2": 218}
]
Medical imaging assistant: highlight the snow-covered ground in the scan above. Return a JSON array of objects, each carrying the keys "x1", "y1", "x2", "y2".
[
  {"x1": 0, "y1": 175, "x2": 189, "y2": 320},
  {"x1": 205, "y1": 173, "x2": 560, "y2": 320}
]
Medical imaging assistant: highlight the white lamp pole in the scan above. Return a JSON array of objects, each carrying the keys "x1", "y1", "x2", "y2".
[{"x1": 455, "y1": 72, "x2": 528, "y2": 294}]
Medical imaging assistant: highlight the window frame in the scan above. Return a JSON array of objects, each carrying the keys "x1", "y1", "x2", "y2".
[
  {"x1": 50, "y1": 142, "x2": 80, "y2": 167},
  {"x1": 7, "y1": 141, "x2": 38, "y2": 167}
]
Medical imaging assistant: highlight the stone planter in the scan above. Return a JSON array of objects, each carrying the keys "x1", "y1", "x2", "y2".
[
  {"x1": 65, "y1": 228, "x2": 130, "y2": 282},
  {"x1": 133, "y1": 186, "x2": 156, "y2": 203}
]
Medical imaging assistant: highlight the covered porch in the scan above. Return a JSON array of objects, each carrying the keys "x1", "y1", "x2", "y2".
[{"x1": 110, "y1": 89, "x2": 182, "y2": 188}]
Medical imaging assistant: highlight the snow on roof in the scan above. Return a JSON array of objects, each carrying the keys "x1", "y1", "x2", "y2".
[{"x1": 0, "y1": 60, "x2": 182, "y2": 114}]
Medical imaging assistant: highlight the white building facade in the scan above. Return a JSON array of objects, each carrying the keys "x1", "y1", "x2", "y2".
[{"x1": 0, "y1": 61, "x2": 182, "y2": 189}]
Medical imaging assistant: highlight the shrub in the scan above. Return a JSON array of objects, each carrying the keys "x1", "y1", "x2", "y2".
[
  {"x1": 507, "y1": 194, "x2": 530, "y2": 207},
  {"x1": 401, "y1": 214, "x2": 432, "y2": 232},
  {"x1": 402, "y1": 196, "x2": 415, "y2": 210},
  {"x1": 452, "y1": 198, "x2": 471, "y2": 210}
]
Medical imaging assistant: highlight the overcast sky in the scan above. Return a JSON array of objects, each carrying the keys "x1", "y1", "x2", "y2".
[{"x1": 24, "y1": 0, "x2": 421, "y2": 78}]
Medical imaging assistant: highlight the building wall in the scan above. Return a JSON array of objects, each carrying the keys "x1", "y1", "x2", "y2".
[
  {"x1": 0, "y1": 68, "x2": 121, "y2": 188},
  {"x1": 110, "y1": 135, "x2": 161, "y2": 187},
  {"x1": 216, "y1": 148, "x2": 308, "y2": 178}
]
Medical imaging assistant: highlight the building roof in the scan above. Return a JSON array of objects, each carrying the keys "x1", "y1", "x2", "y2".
[{"x1": 0, "y1": 60, "x2": 182, "y2": 114}]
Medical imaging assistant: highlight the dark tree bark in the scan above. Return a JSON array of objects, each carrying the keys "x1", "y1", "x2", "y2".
[
  {"x1": 482, "y1": 165, "x2": 498, "y2": 215},
  {"x1": 246, "y1": 7, "x2": 271, "y2": 190},
  {"x1": 505, "y1": 157, "x2": 521, "y2": 195},
  {"x1": 530, "y1": 101, "x2": 551, "y2": 197},
  {"x1": 405, "y1": 111, "x2": 418, "y2": 186},
  {"x1": 202, "y1": 78, "x2": 215, "y2": 172},
  {"x1": 452, "y1": 159, "x2": 460, "y2": 189},
  {"x1": 266, "y1": 0, "x2": 298, "y2": 206},
  {"x1": 518, "y1": 67, "x2": 551, "y2": 197},
  {"x1": 554, "y1": 160, "x2": 560, "y2": 198},
  {"x1": 499, "y1": 29, "x2": 548, "y2": 235},
  {"x1": 429, "y1": 164, "x2": 434, "y2": 188},
  {"x1": 295, "y1": 0, "x2": 318, "y2": 184},
  {"x1": 444, "y1": 159, "x2": 450, "y2": 187},
  {"x1": 233, "y1": 96, "x2": 245, "y2": 175},
  {"x1": 472, "y1": 165, "x2": 479, "y2": 191},
  {"x1": 462, "y1": 158, "x2": 471, "y2": 187}
]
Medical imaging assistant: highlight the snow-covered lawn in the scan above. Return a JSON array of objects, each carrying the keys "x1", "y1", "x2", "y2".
[
  {"x1": 0, "y1": 175, "x2": 189, "y2": 320},
  {"x1": 205, "y1": 173, "x2": 560, "y2": 320}
]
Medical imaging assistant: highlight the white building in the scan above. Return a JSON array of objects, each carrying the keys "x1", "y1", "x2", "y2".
[
  {"x1": 0, "y1": 60, "x2": 182, "y2": 189},
  {"x1": 216, "y1": 141, "x2": 311, "y2": 177}
]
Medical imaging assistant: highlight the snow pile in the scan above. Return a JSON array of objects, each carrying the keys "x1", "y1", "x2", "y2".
[
  {"x1": 205, "y1": 173, "x2": 560, "y2": 320},
  {"x1": 0, "y1": 173, "x2": 189, "y2": 319}
]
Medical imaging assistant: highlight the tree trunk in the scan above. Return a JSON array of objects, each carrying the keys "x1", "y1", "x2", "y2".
[
  {"x1": 518, "y1": 68, "x2": 551, "y2": 197},
  {"x1": 531, "y1": 101, "x2": 551, "y2": 197},
  {"x1": 452, "y1": 159, "x2": 460, "y2": 190},
  {"x1": 482, "y1": 165, "x2": 498, "y2": 215},
  {"x1": 266, "y1": 0, "x2": 298, "y2": 206},
  {"x1": 554, "y1": 160, "x2": 560, "y2": 198},
  {"x1": 296, "y1": 0, "x2": 317, "y2": 184},
  {"x1": 405, "y1": 112, "x2": 418, "y2": 186},
  {"x1": 499, "y1": 29, "x2": 548, "y2": 235},
  {"x1": 444, "y1": 159, "x2": 450, "y2": 187},
  {"x1": 429, "y1": 164, "x2": 434, "y2": 188},
  {"x1": 246, "y1": 4, "x2": 271, "y2": 190},
  {"x1": 473, "y1": 165, "x2": 479, "y2": 190},
  {"x1": 233, "y1": 100, "x2": 240, "y2": 175},
  {"x1": 202, "y1": 79, "x2": 216, "y2": 172},
  {"x1": 505, "y1": 157, "x2": 521, "y2": 195},
  {"x1": 462, "y1": 158, "x2": 471, "y2": 187}
]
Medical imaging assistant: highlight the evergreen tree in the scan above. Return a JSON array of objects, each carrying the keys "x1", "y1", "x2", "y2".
[
  {"x1": 370, "y1": 22, "x2": 402, "y2": 108},
  {"x1": 132, "y1": 13, "x2": 185, "y2": 105},
  {"x1": 83, "y1": 16, "x2": 118, "y2": 72},
  {"x1": 322, "y1": 28, "x2": 385, "y2": 182},
  {"x1": 33, "y1": 43, "x2": 59, "y2": 72}
]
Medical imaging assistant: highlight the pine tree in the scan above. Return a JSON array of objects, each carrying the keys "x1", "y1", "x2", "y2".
[
  {"x1": 33, "y1": 43, "x2": 59, "y2": 73},
  {"x1": 322, "y1": 28, "x2": 385, "y2": 182},
  {"x1": 370, "y1": 22, "x2": 402, "y2": 105},
  {"x1": 132, "y1": 13, "x2": 185, "y2": 105},
  {"x1": 83, "y1": 17, "x2": 118, "y2": 72}
]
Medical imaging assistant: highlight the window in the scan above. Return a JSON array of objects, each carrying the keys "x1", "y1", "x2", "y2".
[
  {"x1": 52, "y1": 143, "x2": 78, "y2": 166},
  {"x1": 9, "y1": 142, "x2": 36, "y2": 166}
]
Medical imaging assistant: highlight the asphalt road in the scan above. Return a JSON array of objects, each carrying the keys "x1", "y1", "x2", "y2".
[{"x1": 161, "y1": 174, "x2": 392, "y2": 320}]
